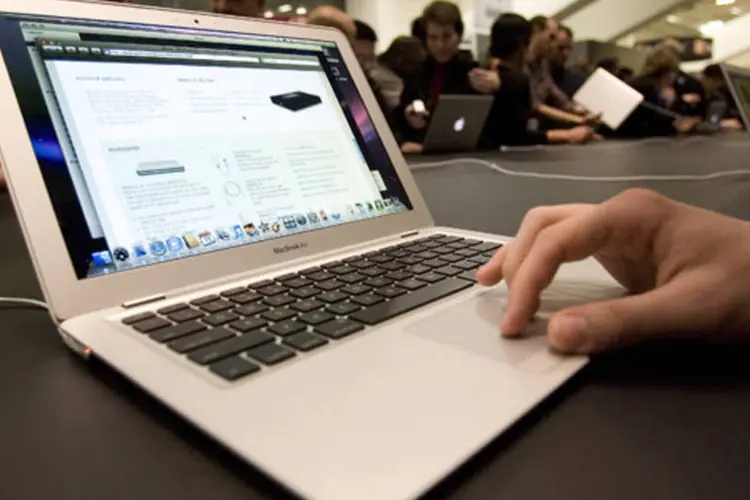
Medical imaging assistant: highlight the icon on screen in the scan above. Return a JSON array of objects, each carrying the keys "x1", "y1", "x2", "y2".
[
  {"x1": 260, "y1": 222, "x2": 272, "y2": 233},
  {"x1": 91, "y1": 250, "x2": 113, "y2": 267},
  {"x1": 232, "y1": 225, "x2": 244, "y2": 239},
  {"x1": 346, "y1": 204, "x2": 355, "y2": 216},
  {"x1": 319, "y1": 209, "x2": 329, "y2": 222},
  {"x1": 307, "y1": 212, "x2": 320, "y2": 224},
  {"x1": 296, "y1": 214, "x2": 307, "y2": 226},
  {"x1": 244, "y1": 223, "x2": 259, "y2": 237},
  {"x1": 166, "y1": 236, "x2": 184, "y2": 252},
  {"x1": 355, "y1": 203, "x2": 366, "y2": 215},
  {"x1": 272, "y1": 221, "x2": 282, "y2": 233},
  {"x1": 283, "y1": 216, "x2": 297, "y2": 230},
  {"x1": 183, "y1": 232, "x2": 200, "y2": 249},
  {"x1": 133, "y1": 244, "x2": 148, "y2": 258},
  {"x1": 113, "y1": 247, "x2": 130, "y2": 262},
  {"x1": 216, "y1": 228, "x2": 231, "y2": 241},
  {"x1": 332, "y1": 212, "x2": 342, "y2": 221},
  {"x1": 150, "y1": 240, "x2": 167, "y2": 256},
  {"x1": 199, "y1": 231, "x2": 216, "y2": 246},
  {"x1": 374, "y1": 200, "x2": 384, "y2": 211},
  {"x1": 366, "y1": 202, "x2": 374, "y2": 212}
]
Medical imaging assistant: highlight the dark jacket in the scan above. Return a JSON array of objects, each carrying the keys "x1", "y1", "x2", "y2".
[
  {"x1": 673, "y1": 71, "x2": 706, "y2": 117},
  {"x1": 550, "y1": 64, "x2": 587, "y2": 98},
  {"x1": 396, "y1": 50, "x2": 478, "y2": 142},
  {"x1": 478, "y1": 64, "x2": 548, "y2": 150},
  {"x1": 616, "y1": 76, "x2": 677, "y2": 138}
]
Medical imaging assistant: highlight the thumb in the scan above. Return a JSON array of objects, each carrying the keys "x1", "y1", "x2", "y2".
[{"x1": 547, "y1": 276, "x2": 712, "y2": 354}]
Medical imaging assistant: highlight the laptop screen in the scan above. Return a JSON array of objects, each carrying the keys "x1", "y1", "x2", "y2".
[
  {"x1": 0, "y1": 13, "x2": 412, "y2": 279},
  {"x1": 725, "y1": 69, "x2": 750, "y2": 129}
]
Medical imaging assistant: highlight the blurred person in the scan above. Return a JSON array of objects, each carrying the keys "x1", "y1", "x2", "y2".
[
  {"x1": 210, "y1": 0, "x2": 265, "y2": 17},
  {"x1": 477, "y1": 188, "x2": 750, "y2": 354},
  {"x1": 617, "y1": 46, "x2": 699, "y2": 138},
  {"x1": 616, "y1": 66, "x2": 634, "y2": 81},
  {"x1": 307, "y1": 5, "x2": 356, "y2": 39},
  {"x1": 353, "y1": 20, "x2": 404, "y2": 110},
  {"x1": 596, "y1": 57, "x2": 619, "y2": 75},
  {"x1": 549, "y1": 25, "x2": 586, "y2": 98},
  {"x1": 411, "y1": 16, "x2": 427, "y2": 45},
  {"x1": 662, "y1": 38, "x2": 706, "y2": 117},
  {"x1": 377, "y1": 36, "x2": 427, "y2": 109},
  {"x1": 478, "y1": 13, "x2": 599, "y2": 149}
]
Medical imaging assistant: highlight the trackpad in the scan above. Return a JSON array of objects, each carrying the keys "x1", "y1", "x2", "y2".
[{"x1": 407, "y1": 280, "x2": 625, "y2": 373}]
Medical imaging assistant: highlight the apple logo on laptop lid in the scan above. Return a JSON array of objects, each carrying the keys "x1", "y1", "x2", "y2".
[{"x1": 453, "y1": 117, "x2": 466, "y2": 132}]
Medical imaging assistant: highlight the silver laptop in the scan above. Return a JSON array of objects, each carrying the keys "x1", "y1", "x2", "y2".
[
  {"x1": 422, "y1": 94, "x2": 493, "y2": 153},
  {"x1": 0, "y1": 2, "x2": 620, "y2": 499},
  {"x1": 721, "y1": 63, "x2": 750, "y2": 131}
]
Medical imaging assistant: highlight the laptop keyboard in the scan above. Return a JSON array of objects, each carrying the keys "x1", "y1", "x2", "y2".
[{"x1": 121, "y1": 234, "x2": 502, "y2": 382}]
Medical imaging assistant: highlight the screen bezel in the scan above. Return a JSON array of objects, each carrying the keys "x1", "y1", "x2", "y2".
[
  {"x1": 0, "y1": 0, "x2": 434, "y2": 320},
  {"x1": 721, "y1": 63, "x2": 750, "y2": 132}
]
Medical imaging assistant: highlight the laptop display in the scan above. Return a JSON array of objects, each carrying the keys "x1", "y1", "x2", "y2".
[
  {"x1": 0, "y1": 14, "x2": 412, "y2": 279},
  {"x1": 723, "y1": 65, "x2": 750, "y2": 131}
]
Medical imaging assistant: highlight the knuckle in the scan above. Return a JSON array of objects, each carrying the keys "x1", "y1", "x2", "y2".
[{"x1": 617, "y1": 188, "x2": 667, "y2": 208}]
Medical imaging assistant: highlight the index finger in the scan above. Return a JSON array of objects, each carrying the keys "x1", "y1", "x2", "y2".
[{"x1": 500, "y1": 208, "x2": 612, "y2": 335}]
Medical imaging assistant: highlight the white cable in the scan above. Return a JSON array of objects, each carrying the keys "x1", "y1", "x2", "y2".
[{"x1": 411, "y1": 157, "x2": 750, "y2": 182}]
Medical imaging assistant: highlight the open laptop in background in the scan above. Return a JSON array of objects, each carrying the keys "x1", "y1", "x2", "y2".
[
  {"x1": 421, "y1": 94, "x2": 493, "y2": 152},
  {"x1": 721, "y1": 63, "x2": 750, "y2": 131},
  {"x1": 0, "y1": 2, "x2": 621, "y2": 499}
]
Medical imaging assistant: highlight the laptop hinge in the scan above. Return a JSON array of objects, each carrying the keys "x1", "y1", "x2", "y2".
[
  {"x1": 122, "y1": 294, "x2": 166, "y2": 309},
  {"x1": 400, "y1": 230, "x2": 420, "y2": 239}
]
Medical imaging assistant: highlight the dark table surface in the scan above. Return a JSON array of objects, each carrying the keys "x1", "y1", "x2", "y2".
[{"x1": 4, "y1": 137, "x2": 750, "y2": 500}]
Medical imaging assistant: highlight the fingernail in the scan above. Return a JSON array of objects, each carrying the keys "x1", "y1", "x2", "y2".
[{"x1": 550, "y1": 314, "x2": 588, "y2": 351}]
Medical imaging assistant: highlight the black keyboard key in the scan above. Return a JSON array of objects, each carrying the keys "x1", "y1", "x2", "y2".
[
  {"x1": 317, "y1": 279, "x2": 345, "y2": 291},
  {"x1": 263, "y1": 294, "x2": 296, "y2": 307},
  {"x1": 326, "y1": 301, "x2": 361, "y2": 315},
  {"x1": 220, "y1": 287, "x2": 247, "y2": 298},
  {"x1": 167, "y1": 308, "x2": 204, "y2": 323},
  {"x1": 397, "y1": 256, "x2": 423, "y2": 266},
  {"x1": 191, "y1": 295, "x2": 220, "y2": 306},
  {"x1": 339, "y1": 273, "x2": 366, "y2": 284},
  {"x1": 203, "y1": 311, "x2": 240, "y2": 327},
  {"x1": 247, "y1": 343, "x2": 296, "y2": 366},
  {"x1": 463, "y1": 239, "x2": 484, "y2": 247},
  {"x1": 435, "y1": 266, "x2": 462, "y2": 277},
  {"x1": 423, "y1": 259, "x2": 447, "y2": 269},
  {"x1": 228, "y1": 292, "x2": 262, "y2": 305},
  {"x1": 307, "y1": 271, "x2": 335, "y2": 282},
  {"x1": 284, "y1": 277, "x2": 313, "y2": 289},
  {"x1": 437, "y1": 236, "x2": 463, "y2": 244},
  {"x1": 210, "y1": 356, "x2": 260, "y2": 381},
  {"x1": 290, "y1": 286, "x2": 322, "y2": 299},
  {"x1": 473, "y1": 242, "x2": 502, "y2": 253},
  {"x1": 150, "y1": 321, "x2": 207, "y2": 343},
  {"x1": 258, "y1": 284, "x2": 288, "y2": 296},
  {"x1": 360, "y1": 266, "x2": 387, "y2": 277},
  {"x1": 351, "y1": 294, "x2": 385, "y2": 307},
  {"x1": 416, "y1": 251, "x2": 439, "y2": 260},
  {"x1": 298, "y1": 266, "x2": 322, "y2": 276},
  {"x1": 156, "y1": 303, "x2": 188, "y2": 315},
  {"x1": 199, "y1": 300, "x2": 234, "y2": 313},
  {"x1": 454, "y1": 260, "x2": 480, "y2": 271},
  {"x1": 321, "y1": 261, "x2": 343, "y2": 269},
  {"x1": 438, "y1": 254, "x2": 464, "y2": 264},
  {"x1": 385, "y1": 271, "x2": 413, "y2": 281},
  {"x1": 380, "y1": 262, "x2": 405, "y2": 271},
  {"x1": 416, "y1": 272, "x2": 446, "y2": 284},
  {"x1": 420, "y1": 241, "x2": 442, "y2": 249},
  {"x1": 368, "y1": 254, "x2": 391, "y2": 264},
  {"x1": 447, "y1": 241, "x2": 471, "y2": 250},
  {"x1": 386, "y1": 250, "x2": 411, "y2": 259},
  {"x1": 343, "y1": 255, "x2": 365, "y2": 263},
  {"x1": 233, "y1": 303, "x2": 270, "y2": 317},
  {"x1": 349, "y1": 260, "x2": 376, "y2": 270},
  {"x1": 315, "y1": 318, "x2": 364, "y2": 339},
  {"x1": 341, "y1": 284, "x2": 371, "y2": 296},
  {"x1": 469, "y1": 255, "x2": 491, "y2": 265},
  {"x1": 188, "y1": 330, "x2": 274, "y2": 365},
  {"x1": 274, "y1": 273, "x2": 299, "y2": 282},
  {"x1": 269, "y1": 319, "x2": 307, "y2": 337},
  {"x1": 262, "y1": 308, "x2": 297, "y2": 322},
  {"x1": 375, "y1": 286, "x2": 407, "y2": 299},
  {"x1": 434, "y1": 248, "x2": 456, "y2": 256},
  {"x1": 132, "y1": 316, "x2": 171, "y2": 333},
  {"x1": 122, "y1": 312, "x2": 156, "y2": 325},
  {"x1": 399, "y1": 279, "x2": 427, "y2": 291},
  {"x1": 406, "y1": 264, "x2": 432, "y2": 275},
  {"x1": 299, "y1": 310, "x2": 335, "y2": 326},
  {"x1": 457, "y1": 270, "x2": 478, "y2": 282},
  {"x1": 318, "y1": 291, "x2": 349, "y2": 303},
  {"x1": 455, "y1": 248, "x2": 480, "y2": 258},
  {"x1": 404, "y1": 244, "x2": 427, "y2": 253},
  {"x1": 291, "y1": 299, "x2": 324, "y2": 312},
  {"x1": 283, "y1": 332, "x2": 328, "y2": 352},
  {"x1": 248, "y1": 279, "x2": 274, "y2": 289},
  {"x1": 364, "y1": 277, "x2": 393, "y2": 288},
  {"x1": 329, "y1": 265, "x2": 354, "y2": 275},
  {"x1": 168, "y1": 327, "x2": 235, "y2": 354},
  {"x1": 229, "y1": 317, "x2": 268, "y2": 333},
  {"x1": 351, "y1": 278, "x2": 473, "y2": 326},
  {"x1": 363, "y1": 250, "x2": 381, "y2": 258}
]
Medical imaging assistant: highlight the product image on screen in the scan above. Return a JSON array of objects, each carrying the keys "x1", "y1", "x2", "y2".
[
  {"x1": 0, "y1": 12, "x2": 413, "y2": 279},
  {"x1": 270, "y1": 91, "x2": 323, "y2": 112}
]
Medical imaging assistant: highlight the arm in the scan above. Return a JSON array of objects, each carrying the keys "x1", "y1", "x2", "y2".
[{"x1": 536, "y1": 103, "x2": 584, "y2": 126}]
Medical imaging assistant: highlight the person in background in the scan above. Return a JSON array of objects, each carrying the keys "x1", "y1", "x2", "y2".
[
  {"x1": 478, "y1": 13, "x2": 599, "y2": 149},
  {"x1": 700, "y1": 64, "x2": 743, "y2": 131},
  {"x1": 596, "y1": 57, "x2": 619, "y2": 75},
  {"x1": 210, "y1": 0, "x2": 266, "y2": 17},
  {"x1": 617, "y1": 46, "x2": 699, "y2": 138},
  {"x1": 397, "y1": 1, "x2": 497, "y2": 152},
  {"x1": 616, "y1": 66, "x2": 634, "y2": 81},
  {"x1": 353, "y1": 20, "x2": 404, "y2": 110},
  {"x1": 411, "y1": 16, "x2": 427, "y2": 45},
  {"x1": 661, "y1": 38, "x2": 706, "y2": 118},
  {"x1": 527, "y1": 15, "x2": 596, "y2": 128},
  {"x1": 377, "y1": 36, "x2": 427, "y2": 109},
  {"x1": 549, "y1": 25, "x2": 586, "y2": 97}
]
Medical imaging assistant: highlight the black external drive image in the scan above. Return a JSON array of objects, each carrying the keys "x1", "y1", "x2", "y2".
[{"x1": 270, "y1": 91, "x2": 322, "y2": 111}]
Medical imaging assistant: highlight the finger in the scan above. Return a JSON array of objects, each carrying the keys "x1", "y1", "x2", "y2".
[
  {"x1": 476, "y1": 244, "x2": 508, "y2": 286},
  {"x1": 501, "y1": 208, "x2": 610, "y2": 335},
  {"x1": 500, "y1": 205, "x2": 590, "y2": 288},
  {"x1": 547, "y1": 270, "x2": 719, "y2": 354}
]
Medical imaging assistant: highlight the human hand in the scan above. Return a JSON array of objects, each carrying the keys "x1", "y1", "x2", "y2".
[
  {"x1": 405, "y1": 103, "x2": 428, "y2": 130},
  {"x1": 400, "y1": 141, "x2": 424, "y2": 154},
  {"x1": 581, "y1": 112, "x2": 602, "y2": 125},
  {"x1": 468, "y1": 68, "x2": 501, "y2": 94},
  {"x1": 564, "y1": 126, "x2": 600, "y2": 144},
  {"x1": 721, "y1": 118, "x2": 743, "y2": 132},
  {"x1": 476, "y1": 189, "x2": 750, "y2": 354},
  {"x1": 681, "y1": 93, "x2": 702, "y2": 105},
  {"x1": 674, "y1": 116, "x2": 700, "y2": 133}
]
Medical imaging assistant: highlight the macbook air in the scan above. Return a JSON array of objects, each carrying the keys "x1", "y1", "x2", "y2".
[
  {"x1": 0, "y1": 1, "x2": 621, "y2": 499},
  {"x1": 421, "y1": 94, "x2": 493, "y2": 153},
  {"x1": 721, "y1": 63, "x2": 750, "y2": 131}
]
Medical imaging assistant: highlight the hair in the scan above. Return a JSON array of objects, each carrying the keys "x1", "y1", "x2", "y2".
[
  {"x1": 641, "y1": 46, "x2": 680, "y2": 79},
  {"x1": 616, "y1": 67, "x2": 634, "y2": 80},
  {"x1": 559, "y1": 25, "x2": 573, "y2": 39},
  {"x1": 703, "y1": 63, "x2": 723, "y2": 80},
  {"x1": 411, "y1": 16, "x2": 427, "y2": 43},
  {"x1": 354, "y1": 20, "x2": 377, "y2": 43},
  {"x1": 422, "y1": 1, "x2": 464, "y2": 37},
  {"x1": 596, "y1": 57, "x2": 619, "y2": 74},
  {"x1": 379, "y1": 36, "x2": 427, "y2": 79},
  {"x1": 530, "y1": 15, "x2": 548, "y2": 33},
  {"x1": 489, "y1": 13, "x2": 532, "y2": 60}
]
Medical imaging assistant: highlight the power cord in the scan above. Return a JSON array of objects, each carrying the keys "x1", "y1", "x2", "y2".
[{"x1": 410, "y1": 157, "x2": 750, "y2": 182}]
